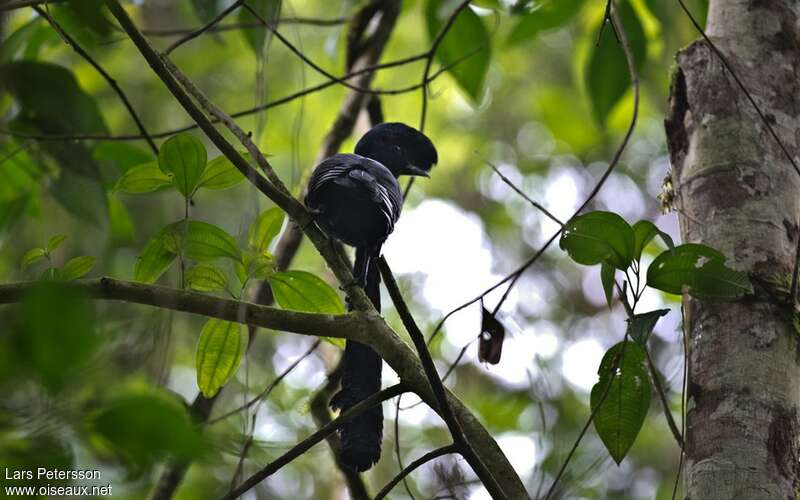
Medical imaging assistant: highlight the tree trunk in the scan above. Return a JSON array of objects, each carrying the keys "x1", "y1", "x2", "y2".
[{"x1": 665, "y1": 1, "x2": 800, "y2": 498}]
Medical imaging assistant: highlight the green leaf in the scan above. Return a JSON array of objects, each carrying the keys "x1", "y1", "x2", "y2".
[
  {"x1": 591, "y1": 341, "x2": 650, "y2": 464},
  {"x1": 197, "y1": 155, "x2": 245, "y2": 190},
  {"x1": 646, "y1": 244, "x2": 752, "y2": 299},
  {"x1": 1, "y1": 17, "x2": 55, "y2": 62},
  {"x1": 627, "y1": 309, "x2": 669, "y2": 345},
  {"x1": 239, "y1": 0, "x2": 282, "y2": 55},
  {"x1": 425, "y1": 0, "x2": 491, "y2": 101},
  {"x1": 46, "y1": 234, "x2": 67, "y2": 253},
  {"x1": 50, "y1": 0, "x2": 113, "y2": 46},
  {"x1": 109, "y1": 197, "x2": 136, "y2": 245},
  {"x1": 584, "y1": 0, "x2": 646, "y2": 124},
  {"x1": 2, "y1": 61, "x2": 107, "y2": 135},
  {"x1": 21, "y1": 248, "x2": 46, "y2": 268},
  {"x1": 508, "y1": 0, "x2": 585, "y2": 45},
  {"x1": 60, "y1": 256, "x2": 94, "y2": 281},
  {"x1": 559, "y1": 211, "x2": 635, "y2": 269},
  {"x1": 196, "y1": 319, "x2": 247, "y2": 398},
  {"x1": 268, "y1": 271, "x2": 345, "y2": 314},
  {"x1": 114, "y1": 162, "x2": 174, "y2": 194},
  {"x1": 169, "y1": 220, "x2": 242, "y2": 262},
  {"x1": 134, "y1": 225, "x2": 179, "y2": 283},
  {"x1": 89, "y1": 390, "x2": 203, "y2": 468},
  {"x1": 632, "y1": 220, "x2": 673, "y2": 259},
  {"x1": 601, "y1": 261, "x2": 615, "y2": 309},
  {"x1": 158, "y1": 134, "x2": 207, "y2": 198},
  {"x1": 248, "y1": 207, "x2": 285, "y2": 253},
  {"x1": 186, "y1": 264, "x2": 228, "y2": 292},
  {"x1": 61, "y1": 256, "x2": 96, "y2": 281}
]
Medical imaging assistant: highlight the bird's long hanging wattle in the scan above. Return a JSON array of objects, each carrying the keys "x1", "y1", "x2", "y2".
[{"x1": 330, "y1": 246, "x2": 384, "y2": 471}]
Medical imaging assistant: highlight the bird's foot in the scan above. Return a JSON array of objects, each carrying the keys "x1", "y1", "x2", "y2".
[
  {"x1": 339, "y1": 275, "x2": 366, "y2": 292},
  {"x1": 300, "y1": 208, "x2": 323, "y2": 230}
]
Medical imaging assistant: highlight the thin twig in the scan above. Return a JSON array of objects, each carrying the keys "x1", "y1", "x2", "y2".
[
  {"x1": 208, "y1": 340, "x2": 321, "y2": 425},
  {"x1": 0, "y1": 0, "x2": 67, "y2": 11},
  {"x1": 220, "y1": 384, "x2": 408, "y2": 500},
  {"x1": 378, "y1": 258, "x2": 508, "y2": 500},
  {"x1": 483, "y1": 157, "x2": 564, "y2": 227},
  {"x1": 164, "y1": 0, "x2": 244, "y2": 54},
  {"x1": 671, "y1": 304, "x2": 689, "y2": 500},
  {"x1": 140, "y1": 17, "x2": 348, "y2": 37},
  {"x1": 242, "y1": 3, "x2": 400, "y2": 97},
  {"x1": 33, "y1": 6, "x2": 158, "y2": 155},
  {"x1": 544, "y1": 336, "x2": 631, "y2": 499},
  {"x1": 645, "y1": 348, "x2": 683, "y2": 447},
  {"x1": 394, "y1": 394, "x2": 417, "y2": 498},
  {"x1": 374, "y1": 444, "x2": 460, "y2": 500},
  {"x1": 419, "y1": 0, "x2": 474, "y2": 133},
  {"x1": 0, "y1": 50, "x2": 477, "y2": 144}
]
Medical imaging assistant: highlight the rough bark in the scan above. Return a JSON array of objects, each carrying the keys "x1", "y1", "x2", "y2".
[{"x1": 665, "y1": 1, "x2": 800, "y2": 498}]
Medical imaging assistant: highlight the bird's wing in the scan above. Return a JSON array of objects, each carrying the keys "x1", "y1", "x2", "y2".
[{"x1": 307, "y1": 154, "x2": 403, "y2": 233}]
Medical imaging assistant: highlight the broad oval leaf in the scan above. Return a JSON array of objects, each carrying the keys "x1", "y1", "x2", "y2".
[
  {"x1": 508, "y1": 0, "x2": 585, "y2": 45},
  {"x1": 584, "y1": 0, "x2": 646, "y2": 124},
  {"x1": 134, "y1": 225, "x2": 179, "y2": 283},
  {"x1": 560, "y1": 211, "x2": 635, "y2": 269},
  {"x1": 248, "y1": 207, "x2": 284, "y2": 253},
  {"x1": 114, "y1": 162, "x2": 174, "y2": 194},
  {"x1": 196, "y1": 319, "x2": 247, "y2": 398},
  {"x1": 158, "y1": 134, "x2": 207, "y2": 197},
  {"x1": 46, "y1": 234, "x2": 67, "y2": 253},
  {"x1": 2, "y1": 61, "x2": 107, "y2": 135},
  {"x1": 268, "y1": 270, "x2": 345, "y2": 314},
  {"x1": 425, "y1": 0, "x2": 491, "y2": 102},
  {"x1": 646, "y1": 244, "x2": 752, "y2": 299},
  {"x1": 186, "y1": 264, "x2": 227, "y2": 292},
  {"x1": 197, "y1": 155, "x2": 245, "y2": 190},
  {"x1": 591, "y1": 341, "x2": 650, "y2": 464},
  {"x1": 61, "y1": 255, "x2": 96, "y2": 281},
  {"x1": 169, "y1": 220, "x2": 242, "y2": 263}
]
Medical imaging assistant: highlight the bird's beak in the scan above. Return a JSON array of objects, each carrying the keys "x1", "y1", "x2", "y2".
[{"x1": 405, "y1": 165, "x2": 430, "y2": 177}]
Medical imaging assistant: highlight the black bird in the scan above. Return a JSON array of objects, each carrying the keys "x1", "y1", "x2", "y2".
[{"x1": 304, "y1": 122, "x2": 437, "y2": 471}]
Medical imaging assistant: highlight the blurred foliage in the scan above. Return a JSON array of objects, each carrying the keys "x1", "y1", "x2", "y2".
[{"x1": 0, "y1": 0, "x2": 713, "y2": 498}]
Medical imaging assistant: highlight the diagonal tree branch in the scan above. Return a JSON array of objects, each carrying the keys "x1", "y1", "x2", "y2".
[
  {"x1": 220, "y1": 383, "x2": 409, "y2": 500},
  {"x1": 374, "y1": 443, "x2": 460, "y2": 500}
]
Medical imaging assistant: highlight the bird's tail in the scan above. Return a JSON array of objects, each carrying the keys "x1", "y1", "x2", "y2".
[{"x1": 330, "y1": 247, "x2": 383, "y2": 472}]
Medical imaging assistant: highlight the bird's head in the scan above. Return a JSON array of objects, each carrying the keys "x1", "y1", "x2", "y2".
[{"x1": 354, "y1": 122, "x2": 438, "y2": 178}]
